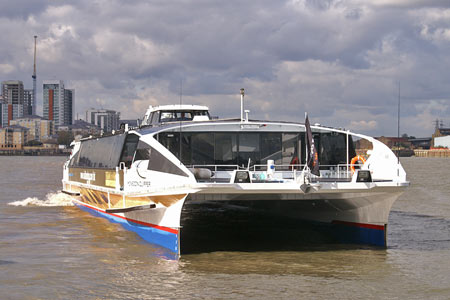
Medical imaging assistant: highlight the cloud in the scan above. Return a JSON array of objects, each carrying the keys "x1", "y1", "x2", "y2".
[
  {"x1": 0, "y1": 0, "x2": 449, "y2": 137},
  {"x1": 349, "y1": 120, "x2": 378, "y2": 131},
  {"x1": 0, "y1": 64, "x2": 15, "y2": 74}
]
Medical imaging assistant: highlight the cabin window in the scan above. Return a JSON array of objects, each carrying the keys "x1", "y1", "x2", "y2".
[
  {"x1": 134, "y1": 140, "x2": 188, "y2": 177},
  {"x1": 119, "y1": 134, "x2": 140, "y2": 168},
  {"x1": 151, "y1": 112, "x2": 160, "y2": 125},
  {"x1": 238, "y1": 133, "x2": 260, "y2": 166},
  {"x1": 319, "y1": 133, "x2": 356, "y2": 166},
  {"x1": 215, "y1": 133, "x2": 238, "y2": 165},
  {"x1": 282, "y1": 133, "x2": 301, "y2": 165},
  {"x1": 261, "y1": 133, "x2": 282, "y2": 165},
  {"x1": 180, "y1": 133, "x2": 192, "y2": 165},
  {"x1": 192, "y1": 133, "x2": 214, "y2": 165},
  {"x1": 69, "y1": 134, "x2": 126, "y2": 168},
  {"x1": 134, "y1": 141, "x2": 151, "y2": 161},
  {"x1": 158, "y1": 132, "x2": 180, "y2": 158},
  {"x1": 157, "y1": 110, "x2": 210, "y2": 123},
  {"x1": 156, "y1": 131, "x2": 352, "y2": 170},
  {"x1": 160, "y1": 112, "x2": 176, "y2": 122}
]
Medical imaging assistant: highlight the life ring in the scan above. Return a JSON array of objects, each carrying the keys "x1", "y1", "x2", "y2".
[{"x1": 350, "y1": 155, "x2": 366, "y2": 174}]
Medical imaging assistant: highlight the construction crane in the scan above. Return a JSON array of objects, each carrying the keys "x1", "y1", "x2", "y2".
[{"x1": 32, "y1": 35, "x2": 37, "y2": 115}]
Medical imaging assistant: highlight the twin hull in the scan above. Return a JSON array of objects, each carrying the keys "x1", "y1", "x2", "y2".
[{"x1": 64, "y1": 175, "x2": 405, "y2": 255}]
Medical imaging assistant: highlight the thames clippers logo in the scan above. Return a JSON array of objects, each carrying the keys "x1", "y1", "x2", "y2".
[{"x1": 127, "y1": 181, "x2": 152, "y2": 187}]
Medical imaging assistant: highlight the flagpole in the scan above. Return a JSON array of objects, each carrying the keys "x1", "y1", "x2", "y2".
[{"x1": 305, "y1": 112, "x2": 308, "y2": 166}]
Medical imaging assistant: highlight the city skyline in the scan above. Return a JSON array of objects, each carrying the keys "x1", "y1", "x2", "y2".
[{"x1": 1, "y1": 1, "x2": 450, "y2": 137}]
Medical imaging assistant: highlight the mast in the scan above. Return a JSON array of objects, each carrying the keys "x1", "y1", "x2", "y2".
[{"x1": 32, "y1": 35, "x2": 37, "y2": 115}]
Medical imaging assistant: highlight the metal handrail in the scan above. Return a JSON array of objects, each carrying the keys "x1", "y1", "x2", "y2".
[
  {"x1": 189, "y1": 165, "x2": 241, "y2": 173},
  {"x1": 188, "y1": 163, "x2": 364, "y2": 180}
]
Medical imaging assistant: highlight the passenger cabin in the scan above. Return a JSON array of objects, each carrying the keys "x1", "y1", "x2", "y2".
[
  {"x1": 156, "y1": 127, "x2": 357, "y2": 175},
  {"x1": 68, "y1": 124, "x2": 358, "y2": 179}
]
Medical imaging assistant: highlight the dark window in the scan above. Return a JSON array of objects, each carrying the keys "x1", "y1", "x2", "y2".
[
  {"x1": 319, "y1": 133, "x2": 356, "y2": 166},
  {"x1": 192, "y1": 133, "x2": 214, "y2": 165},
  {"x1": 260, "y1": 133, "x2": 282, "y2": 164},
  {"x1": 238, "y1": 133, "x2": 260, "y2": 166},
  {"x1": 151, "y1": 112, "x2": 160, "y2": 124},
  {"x1": 282, "y1": 133, "x2": 301, "y2": 166},
  {"x1": 180, "y1": 133, "x2": 192, "y2": 165},
  {"x1": 119, "y1": 134, "x2": 140, "y2": 168},
  {"x1": 134, "y1": 141, "x2": 188, "y2": 177},
  {"x1": 157, "y1": 132, "x2": 192, "y2": 165},
  {"x1": 215, "y1": 133, "x2": 238, "y2": 165},
  {"x1": 156, "y1": 131, "x2": 358, "y2": 169},
  {"x1": 70, "y1": 134, "x2": 126, "y2": 168},
  {"x1": 159, "y1": 132, "x2": 180, "y2": 158}
]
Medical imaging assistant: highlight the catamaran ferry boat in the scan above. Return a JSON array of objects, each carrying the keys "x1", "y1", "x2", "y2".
[{"x1": 62, "y1": 90, "x2": 409, "y2": 256}]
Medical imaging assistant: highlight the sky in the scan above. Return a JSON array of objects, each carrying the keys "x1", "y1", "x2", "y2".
[{"x1": 1, "y1": 0, "x2": 450, "y2": 137}]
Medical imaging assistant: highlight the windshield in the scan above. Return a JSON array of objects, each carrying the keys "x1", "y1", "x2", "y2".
[{"x1": 159, "y1": 110, "x2": 210, "y2": 122}]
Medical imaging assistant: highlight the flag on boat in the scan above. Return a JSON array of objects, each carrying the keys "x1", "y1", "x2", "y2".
[{"x1": 305, "y1": 113, "x2": 320, "y2": 176}]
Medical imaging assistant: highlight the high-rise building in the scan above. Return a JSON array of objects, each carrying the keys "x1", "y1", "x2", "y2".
[
  {"x1": 0, "y1": 95, "x2": 3, "y2": 127},
  {"x1": 24, "y1": 89, "x2": 34, "y2": 116},
  {"x1": 64, "y1": 89, "x2": 74, "y2": 126},
  {"x1": 85, "y1": 108, "x2": 120, "y2": 133},
  {"x1": 43, "y1": 80, "x2": 74, "y2": 127},
  {"x1": 1, "y1": 80, "x2": 25, "y2": 127}
]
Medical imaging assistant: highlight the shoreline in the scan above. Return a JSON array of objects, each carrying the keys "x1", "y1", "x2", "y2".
[{"x1": 0, "y1": 150, "x2": 70, "y2": 156}]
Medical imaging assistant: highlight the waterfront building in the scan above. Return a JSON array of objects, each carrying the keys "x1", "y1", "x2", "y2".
[
  {"x1": 376, "y1": 136, "x2": 411, "y2": 149},
  {"x1": 434, "y1": 136, "x2": 450, "y2": 149},
  {"x1": 408, "y1": 138, "x2": 431, "y2": 150},
  {"x1": 0, "y1": 125, "x2": 29, "y2": 149},
  {"x1": 1, "y1": 80, "x2": 25, "y2": 127},
  {"x1": 85, "y1": 108, "x2": 120, "y2": 133},
  {"x1": 43, "y1": 80, "x2": 74, "y2": 127},
  {"x1": 432, "y1": 127, "x2": 450, "y2": 147},
  {"x1": 10, "y1": 116, "x2": 54, "y2": 142}
]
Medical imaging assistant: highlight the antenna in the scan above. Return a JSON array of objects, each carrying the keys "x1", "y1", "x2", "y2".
[
  {"x1": 179, "y1": 78, "x2": 182, "y2": 163},
  {"x1": 32, "y1": 35, "x2": 37, "y2": 115},
  {"x1": 397, "y1": 82, "x2": 400, "y2": 164},
  {"x1": 240, "y1": 88, "x2": 245, "y2": 122},
  {"x1": 180, "y1": 78, "x2": 182, "y2": 106}
]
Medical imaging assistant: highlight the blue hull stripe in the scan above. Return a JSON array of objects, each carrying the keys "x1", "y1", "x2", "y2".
[
  {"x1": 74, "y1": 201, "x2": 179, "y2": 254},
  {"x1": 331, "y1": 221, "x2": 386, "y2": 247}
]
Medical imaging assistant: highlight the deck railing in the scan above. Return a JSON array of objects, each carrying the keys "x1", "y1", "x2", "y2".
[{"x1": 188, "y1": 163, "x2": 363, "y2": 182}]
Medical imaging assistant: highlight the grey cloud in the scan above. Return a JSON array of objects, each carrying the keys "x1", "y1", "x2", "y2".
[{"x1": 0, "y1": 0, "x2": 449, "y2": 136}]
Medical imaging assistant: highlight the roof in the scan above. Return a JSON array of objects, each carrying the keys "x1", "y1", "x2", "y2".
[
  {"x1": 148, "y1": 104, "x2": 209, "y2": 112},
  {"x1": 437, "y1": 128, "x2": 450, "y2": 135},
  {"x1": 70, "y1": 119, "x2": 100, "y2": 130},
  {"x1": 121, "y1": 119, "x2": 138, "y2": 127},
  {"x1": 409, "y1": 138, "x2": 432, "y2": 142},
  {"x1": 42, "y1": 138, "x2": 58, "y2": 144},
  {"x1": 1, "y1": 125, "x2": 30, "y2": 131},
  {"x1": 15, "y1": 115, "x2": 45, "y2": 120}
]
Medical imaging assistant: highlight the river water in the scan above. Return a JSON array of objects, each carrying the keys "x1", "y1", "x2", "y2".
[{"x1": 0, "y1": 156, "x2": 449, "y2": 299}]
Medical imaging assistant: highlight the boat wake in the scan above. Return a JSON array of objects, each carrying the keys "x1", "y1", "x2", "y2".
[{"x1": 8, "y1": 192, "x2": 74, "y2": 207}]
